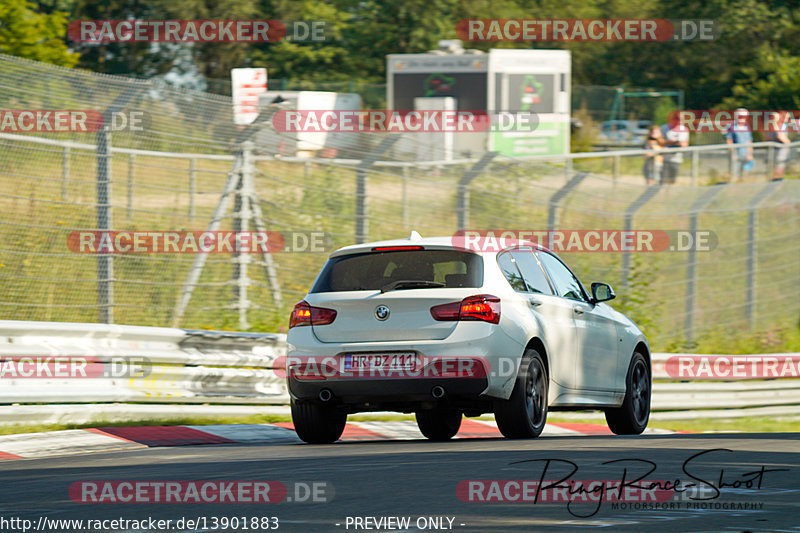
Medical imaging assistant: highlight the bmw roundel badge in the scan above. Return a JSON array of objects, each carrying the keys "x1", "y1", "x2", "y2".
[{"x1": 375, "y1": 305, "x2": 390, "y2": 321}]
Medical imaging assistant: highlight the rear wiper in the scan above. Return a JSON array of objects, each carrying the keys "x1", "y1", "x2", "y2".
[{"x1": 380, "y1": 280, "x2": 445, "y2": 293}]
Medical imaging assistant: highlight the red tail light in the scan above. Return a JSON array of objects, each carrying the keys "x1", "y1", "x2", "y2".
[
  {"x1": 430, "y1": 294, "x2": 500, "y2": 324},
  {"x1": 289, "y1": 300, "x2": 337, "y2": 329}
]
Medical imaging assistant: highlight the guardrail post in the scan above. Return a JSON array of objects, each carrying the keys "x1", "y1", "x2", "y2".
[
  {"x1": 620, "y1": 186, "x2": 661, "y2": 289},
  {"x1": 61, "y1": 146, "x2": 70, "y2": 200},
  {"x1": 127, "y1": 153, "x2": 135, "y2": 219},
  {"x1": 547, "y1": 171, "x2": 589, "y2": 232},
  {"x1": 746, "y1": 181, "x2": 783, "y2": 329},
  {"x1": 189, "y1": 157, "x2": 196, "y2": 221},
  {"x1": 612, "y1": 154, "x2": 620, "y2": 182},
  {"x1": 684, "y1": 185, "x2": 726, "y2": 345},
  {"x1": 96, "y1": 127, "x2": 113, "y2": 324},
  {"x1": 457, "y1": 152, "x2": 498, "y2": 231},
  {"x1": 355, "y1": 136, "x2": 399, "y2": 243},
  {"x1": 691, "y1": 149, "x2": 699, "y2": 186}
]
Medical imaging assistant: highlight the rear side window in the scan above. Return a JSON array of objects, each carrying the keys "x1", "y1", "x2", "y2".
[
  {"x1": 497, "y1": 252, "x2": 527, "y2": 292},
  {"x1": 537, "y1": 251, "x2": 587, "y2": 301},
  {"x1": 510, "y1": 249, "x2": 553, "y2": 295},
  {"x1": 310, "y1": 249, "x2": 483, "y2": 292}
]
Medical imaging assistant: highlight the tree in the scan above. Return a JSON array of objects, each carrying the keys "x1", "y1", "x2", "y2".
[
  {"x1": 0, "y1": 0, "x2": 77, "y2": 66},
  {"x1": 723, "y1": 49, "x2": 800, "y2": 109},
  {"x1": 69, "y1": 0, "x2": 181, "y2": 78}
]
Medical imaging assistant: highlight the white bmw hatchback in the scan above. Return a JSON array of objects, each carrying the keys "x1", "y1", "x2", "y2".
[{"x1": 286, "y1": 234, "x2": 651, "y2": 443}]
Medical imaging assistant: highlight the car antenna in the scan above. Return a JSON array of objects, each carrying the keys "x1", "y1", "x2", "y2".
[{"x1": 408, "y1": 231, "x2": 423, "y2": 241}]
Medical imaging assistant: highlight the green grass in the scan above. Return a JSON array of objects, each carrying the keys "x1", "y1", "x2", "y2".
[
  {"x1": 0, "y1": 414, "x2": 292, "y2": 436},
  {"x1": 2, "y1": 413, "x2": 800, "y2": 436},
  {"x1": 546, "y1": 415, "x2": 800, "y2": 433},
  {"x1": 649, "y1": 416, "x2": 800, "y2": 433}
]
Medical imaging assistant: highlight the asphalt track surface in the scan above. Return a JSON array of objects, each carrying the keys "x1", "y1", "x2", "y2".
[{"x1": 1, "y1": 432, "x2": 798, "y2": 533}]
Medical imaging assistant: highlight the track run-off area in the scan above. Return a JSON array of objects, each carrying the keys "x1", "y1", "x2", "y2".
[{"x1": 0, "y1": 424, "x2": 798, "y2": 532}]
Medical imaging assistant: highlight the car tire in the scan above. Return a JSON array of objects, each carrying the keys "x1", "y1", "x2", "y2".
[
  {"x1": 605, "y1": 352, "x2": 650, "y2": 435},
  {"x1": 494, "y1": 348, "x2": 548, "y2": 439},
  {"x1": 291, "y1": 399, "x2": 347, "y2": 444},
  {"x1": 415, "y1": 409, "x2": 462, "y2": 441}
]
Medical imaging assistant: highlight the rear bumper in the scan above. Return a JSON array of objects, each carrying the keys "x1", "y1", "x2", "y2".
[
  {"x1": 286, "y1": 322, "x2": 526, "y2": 400},
  {"x1": 287, "y1": 377, "x2": 491, "y2": 413},
  {"x1": 289, "y1": 376, "x2": 489, "y2": 404}
]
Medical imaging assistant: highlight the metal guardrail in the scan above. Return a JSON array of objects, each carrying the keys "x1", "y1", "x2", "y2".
[
  {"x1": 1, "y1": 321, "x2": 798, "y2": 412},
  {"x1": 0, "y1": 320, "x2": 288, "y2": 404},
  {"x1": 649, "y1": 352, "x2": 800, "y2": 411}
]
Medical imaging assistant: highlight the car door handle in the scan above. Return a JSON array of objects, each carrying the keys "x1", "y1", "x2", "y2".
[
  {"x1": 573, "y1": 306, "x2": 585, "y2": 315},
  {"x1": 528, "y1": 297, "x2": 542, "y2": 307}
]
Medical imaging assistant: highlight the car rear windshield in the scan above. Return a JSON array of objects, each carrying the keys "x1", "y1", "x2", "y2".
[{"x1": 310, "y1": 249, "x2": 483, "y2": 293}]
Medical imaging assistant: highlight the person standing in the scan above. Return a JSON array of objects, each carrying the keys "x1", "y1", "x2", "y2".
[
  {"x1": 660, "y1": 115, "x2": 690, "y2": 184},
  {"x1": 766, "y1": 111, "x2": 791, "y2": 181},
  {"x1": 725, "y1": 108, "x2": 754, "y2": 181},
  {"x1": 642, "y1": 126, "x2": 663, "y2": 185}
]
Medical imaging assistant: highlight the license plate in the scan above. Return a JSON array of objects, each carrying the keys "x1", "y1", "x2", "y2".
[{"x1": 342, "y1": 352, "x2": 417, "y2": 372}]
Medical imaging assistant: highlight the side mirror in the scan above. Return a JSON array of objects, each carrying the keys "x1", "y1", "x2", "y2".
[{"x1": 591, "y1": 282, "x2": 615, "y2": 303}]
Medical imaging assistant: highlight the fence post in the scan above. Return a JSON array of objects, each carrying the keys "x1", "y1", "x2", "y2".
[
  {"x1": 127, "y1": 153, "x2": 135, "y2": 219},
  {"x1": 189, "y1": 158, "x2": 196, "y2": 220},
  {"x1": 767, "y1": 144, "x2": 775, "y2": 181},
  {"x1": 355, "y1": 136, "x2": 399, "y2": 243},
  {"x1": 547, "y1": 171, "x2": 589, "y2": 232},
  {"x1": 565, "y1": 157, "x2": 573, "y2": 185},
  {"x1": 620, "y1": 186, "x2": 661, "y2": 289},
  {"x1": 235, "y1": 143, "x2": 255, "y2": 330},
  {"x1": 746, "y1": 181, "x2": 783, "y2": 329},
  {"x1": 684, "y1": 185, "x2": 725, "y2": 345},
  {"x1": 61, "y1": 146, "x2": 70, "y2": 200},
  {"x1": 457, "y1": 152, "x2": 498, "y2": 231},
  {"x1": 96, "y1": 127, "x2": 113, "y2": 324},
  {"x1": 402, "y1": 165, "x2": 409, "y2": 229}
]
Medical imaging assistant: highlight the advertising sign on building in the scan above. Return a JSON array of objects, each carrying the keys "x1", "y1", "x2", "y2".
[{"x1": 232, "y1": 68, "x2": 268, "y2": 125}]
